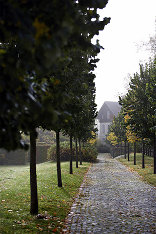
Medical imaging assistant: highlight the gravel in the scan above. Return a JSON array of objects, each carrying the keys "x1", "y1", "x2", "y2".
[{"x1": 65, "y1": 153, "x2": 156, "y2": 233}]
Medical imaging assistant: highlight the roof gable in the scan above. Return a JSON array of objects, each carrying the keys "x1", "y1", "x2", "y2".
[
  {"x1": 97, "y1": 101, "x2": 121, "y2": 123},
  {"x1": 105, "y1": 101, "x2": 121, "y2": 117}
]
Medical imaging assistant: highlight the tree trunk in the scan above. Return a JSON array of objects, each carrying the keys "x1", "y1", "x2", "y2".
[
  {"x1": 154, "y1": 133, "x2": 156, "y2": 174},
  {"x1": 124, "y1": 141, "x2": 126, "y2": 159},
  {"x1": 147, "y1": 147, "x2": 150, "y2": 157},
  {"x1": 127, "y1": 143, "x2": 130, "y2": 161},
  {"x1": 142, "y1": 141, "x2": 145, "y2": 169},
  {"x1": 134, "y1": 142, "x2": 136, "y2": 165},
  {"x1": 145, "y1": 145, "x2": 147, "y2": 156},
  {"x1": 30, "y1": 130, "x2": 38, "y2": 215},
  {"x1": 56, "y1": 130, "x2": 62, "y2": 187},
  {"x1": 70, "y1": 135, "x2": 73, "y2": 174},
  {"x1": 79, "y1": 139, "x2": 82, "y2": 165},
  {"x1": 120, "y1": 143, "x2": 122, "y2": 155},
  {"x1": 150, "y1": 148, "x2": 152, "y2": 157},
  {"x1": 75, "y1": 139, "x2": 78, "y2": 168},
  {"x1": 112, "y1": 147, "x2": 114, "y2": 158}
]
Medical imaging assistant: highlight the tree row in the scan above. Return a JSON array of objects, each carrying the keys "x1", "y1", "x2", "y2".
[
  {"x1": 107, "y1": 57, "x2": 156, "y2": 174},
  {"x1": 0, "y1": 0, "x2": 110, "y2": 214}
]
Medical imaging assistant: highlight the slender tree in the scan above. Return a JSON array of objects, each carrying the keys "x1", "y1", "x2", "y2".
[
  {"x1": 75, "y1": 139, "x2": 78, "y2": 168},
  {"x1": 56, "y1": 130, "x2": 62, "y2": 187},
  {"x1": 30, "y1": 130, "x2": 38, "y2": 214},
  {"x1": 120, "y1": 58, "x2": 156, "y2": 172},
  {"x1": 0, "y1": 0, "x2": 111, "y2": 214},
  {"x1": 70, "y1": 135, "x2": 73, "y2": 174}
]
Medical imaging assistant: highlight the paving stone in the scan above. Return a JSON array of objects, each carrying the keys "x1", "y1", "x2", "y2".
[{"x1": 65, "y1": 153, "x2": 156, "y2": 233}]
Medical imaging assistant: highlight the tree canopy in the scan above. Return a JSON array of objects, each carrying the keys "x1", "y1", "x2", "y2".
[{"x1": 0, "y1": 0, "x2": 110, "y2": 150}]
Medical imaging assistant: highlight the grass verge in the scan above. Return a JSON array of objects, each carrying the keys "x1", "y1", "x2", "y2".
[
  {"x1": 0, "y1": 161, "x2": 90, "y2": 233},
  {"x1": 117, "y1": 153, "x2": 156, "y2": 187}
]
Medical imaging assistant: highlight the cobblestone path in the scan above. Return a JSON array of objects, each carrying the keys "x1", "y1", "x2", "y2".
[{"x1": 65, "y1": 153, "x2": 156, "y2": 233}]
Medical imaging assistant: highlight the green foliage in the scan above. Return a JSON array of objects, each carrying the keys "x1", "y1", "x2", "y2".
[
  {"x1": 119, "y1": 58, "x2": 156, "y2": 141},
  {"x1": 48, "y1": 142, "x2": 97, "y2": 162},
  {"x1": 0, "y1": 0, "x2": 110, "y2": 150},
  {"x1": 22, "y1": 129, "x2": 69, "y2": 145},
  {"x1": 106, "y1": 109, "x2": 127, "y2": 147},
  {"x1": 36, "y1": 129, "x2": 56, "y2": 144},
  {"x1": 119, "y1": 57, "x2": 156, "y2": 173},
  {"x1": 47, "y1": 141, "x2": 73, "y2": 162},
  {"x1": 81, "y1": 143, "x2": 98, "y2": 162}
]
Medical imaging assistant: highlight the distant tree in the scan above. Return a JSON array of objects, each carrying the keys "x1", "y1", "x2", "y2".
[
  {"x1": 125, "y1": 114, "x2": 141, "y2": 164},
  {"x1": 120, "y1": 58, "x2": 156, "y2": 173},
  {"x1": 107, "y1": 110, "x2": 127, "y2": 158}
]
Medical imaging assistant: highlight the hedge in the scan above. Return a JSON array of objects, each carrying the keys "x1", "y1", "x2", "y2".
[{"x1": 47, "y1": 142, "x2": 98, "y2": 163}]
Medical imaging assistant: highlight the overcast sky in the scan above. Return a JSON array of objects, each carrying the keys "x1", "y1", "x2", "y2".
[{"x1": 94, "y1": 0, "x2": 156, "y2": 110}]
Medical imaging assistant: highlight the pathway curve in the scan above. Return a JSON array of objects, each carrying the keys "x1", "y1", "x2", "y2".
[{"x1": 65, "y1": 153, "x2": 156, "y2": 233}]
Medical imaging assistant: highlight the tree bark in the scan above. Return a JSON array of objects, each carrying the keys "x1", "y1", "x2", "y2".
[
  {"x1": 145, "y1": 145, "x2": 147, "y2": 156},
  {"x1": 56, "y1": 130, "x2": 62, "y2": 187},
  {"x1": 70, "y1": 135, "x2": 73, "y2": 174},
  {"x1": 154, "y1": 133, "x2": 156, "y2": 174},
  {"x1": 112, "y1": 147, "x2": 114, "y2": 158},
  {"x1": 134, "y1": 142, "x2": 136, "y2": 165},
  {"x1": 120, "y1": 143, "x2": 122, "y2": 155},
  {"x1": 149, "y1": 148, "x2": 152, "y2": 157},
  {"x1": 79, "y1": 139, "x2": 82, "y2": 165},
  {"x1": 127, "y1": 143, "x2": 130, "y2": 161},
  {"x1": 30, "y1": 130, "x2": 38, "y2": 215},
  {"x1": 147, "y1": 147, "x2": 150, "y2": 157},
  {"x1": 75, "y1": 139, "x2": 78, "y2": 168},
  {"x1": 142, "y1": 141, "x2": 145, "y2": 169},
  {"x1": 124, "y1": 141, "x2": 126, "y2": 159}
]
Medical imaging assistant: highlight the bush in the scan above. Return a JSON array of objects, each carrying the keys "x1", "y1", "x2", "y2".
[
  {"x1": 81, "y1": 144, "x2": 98, "y2": 162},
  {"x1": 47, "y1": 142, "x2": 98, "y2": 163}
]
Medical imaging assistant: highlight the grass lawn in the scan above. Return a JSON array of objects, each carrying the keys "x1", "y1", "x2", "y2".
[
  {"x1": 0, "y1": 161, "x2": 91, "y2": 233},
  {"x1": 117, "y1": 153, "x2": 156, "y2": 187}
]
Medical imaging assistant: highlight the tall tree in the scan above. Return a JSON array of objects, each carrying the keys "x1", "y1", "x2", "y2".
[
  {"x1": 120, "y1": 58, "x2": 156, "y2": 173},
  {"x1": 0, "y1": 0, "x2": 110, "y2": 150},
  {"x1": 0, "y1": 0, "x2": 111, "y2": 214}
]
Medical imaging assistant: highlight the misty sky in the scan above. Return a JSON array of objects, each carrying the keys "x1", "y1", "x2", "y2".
[{"x1": 94, "y1": 0, "x2": 156, "y2": 110}]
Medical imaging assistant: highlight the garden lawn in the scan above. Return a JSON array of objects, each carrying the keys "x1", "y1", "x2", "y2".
[
  {"x1": 117, "y1": 153, "x2": 156, "y2": 187},
  {"x1": 0, "y1": 161, "x2": 90, "y2": 233}
]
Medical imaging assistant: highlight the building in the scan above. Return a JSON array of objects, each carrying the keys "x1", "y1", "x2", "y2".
[{"x1": 96, "y1": 101, "x2": 121, "y2": 142}]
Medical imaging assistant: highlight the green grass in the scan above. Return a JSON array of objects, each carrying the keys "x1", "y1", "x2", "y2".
[
  {"x1": 0, "y1": 161, "x2": 90, "y2": 233},
  {"x1": 117, "y1": 153, "x2": 156, "y2": 187}
]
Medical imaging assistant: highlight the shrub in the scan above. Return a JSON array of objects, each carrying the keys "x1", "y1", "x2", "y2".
[
  {"x1": 81, "y1": 144, "x2": 98, "y2": 162},
  {"x1": 47, "y1": 142, "x2": 98, "y2": 162},
  {"x1": 47, "y1": 141, "x2": 74, "y2": 162}
]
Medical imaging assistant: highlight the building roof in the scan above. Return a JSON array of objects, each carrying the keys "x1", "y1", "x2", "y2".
[{"x1": 97, "y1": 101, "x2": 121, "y2": 123}]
